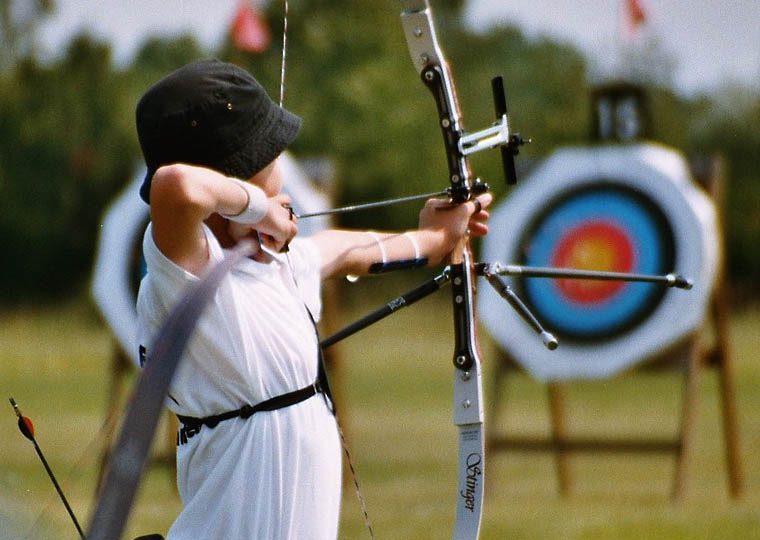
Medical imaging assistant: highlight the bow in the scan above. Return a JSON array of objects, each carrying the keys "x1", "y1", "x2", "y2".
[
  {"x1": 322, "y1": 3, "x2": 522, "y2": 537},
  {"x1": 398, "y1": 2, "x2": 495, "y2": 537}
]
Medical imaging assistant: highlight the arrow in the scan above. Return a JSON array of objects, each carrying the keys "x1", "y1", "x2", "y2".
[
  {"x1": 295, "y1": 189, "x2": 449, "y2": 219},
  {"x1": 9, "y1": 397, "x2": 85, "y2": 540}
]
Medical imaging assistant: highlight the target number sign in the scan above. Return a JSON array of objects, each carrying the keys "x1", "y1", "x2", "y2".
[{"x1": 480, "y1": 144, "x2": 719, "y2": 380}]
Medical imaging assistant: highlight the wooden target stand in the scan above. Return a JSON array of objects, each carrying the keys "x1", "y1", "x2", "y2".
[{"x1": 485, "y1": 154, "x2": 743, "y2": 501}]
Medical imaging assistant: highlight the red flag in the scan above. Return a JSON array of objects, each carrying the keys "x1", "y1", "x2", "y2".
[
  {"x1": 623, "y1": 0, "x2": 647, "y2": 36},
  {"x1": 627, "y1": 0, "x2": 647, "y2": 27},
  {"x1": 231, "y1": 1, "x2": 271, "y2": 54}
]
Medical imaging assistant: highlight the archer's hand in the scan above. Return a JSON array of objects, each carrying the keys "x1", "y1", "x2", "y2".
[
  {"x1": 227, "y1": 193, "x2": 298, "y2": 256},
  {"x1": 417, "y1": 193, "x2": 492, "y2": 265}
]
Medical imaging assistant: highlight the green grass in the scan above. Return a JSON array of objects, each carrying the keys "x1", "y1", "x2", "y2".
[{"x1": 1, "y1": 290, "x2": 759, "y2": 539}]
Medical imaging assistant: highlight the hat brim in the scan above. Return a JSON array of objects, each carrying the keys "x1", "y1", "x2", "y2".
[
  {"x1": 139, "y1": 106, "x2": 301, "y2": 204},
  {"x1": 217, "y1": 104, "x2": 301, "y2": 183}
]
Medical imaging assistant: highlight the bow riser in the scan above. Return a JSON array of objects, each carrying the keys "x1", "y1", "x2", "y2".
[{"x1": 421, "y1": 65, "x2": 474, "y2": 202}]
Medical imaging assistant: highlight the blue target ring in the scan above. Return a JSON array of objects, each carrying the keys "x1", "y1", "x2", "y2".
[{"x1": 518, "y1": 182, "x2": 675, "y2": 341}]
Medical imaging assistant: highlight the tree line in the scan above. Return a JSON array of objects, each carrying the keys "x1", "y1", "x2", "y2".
[{"x1": 0, "y1": 0, "x2": 757, "y2": 303}]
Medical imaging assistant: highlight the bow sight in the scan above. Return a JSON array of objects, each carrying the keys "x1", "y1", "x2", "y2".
[
  {"x1": 422, "y1": 69, "x2": 529, "y2": 193},
  {"x1": 401, "y1": 1, "x2": 528, "y2": 202}
]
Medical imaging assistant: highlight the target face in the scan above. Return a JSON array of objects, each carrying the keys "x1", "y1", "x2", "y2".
[
  {"x1": 518, "y1": 184, "x2": 675, "y2": 341},
  {"x1": 480, "y1": 145, "x2": 719, "y2": 380}
]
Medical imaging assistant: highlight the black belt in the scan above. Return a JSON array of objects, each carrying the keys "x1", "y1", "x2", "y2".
[{"x1": 177, "y1": 381, "x2": 323, "y2": 446}]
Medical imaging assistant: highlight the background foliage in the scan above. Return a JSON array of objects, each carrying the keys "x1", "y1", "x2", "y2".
[{"x1": 0, "y1": 0, "x2": 757, "y2": 303}]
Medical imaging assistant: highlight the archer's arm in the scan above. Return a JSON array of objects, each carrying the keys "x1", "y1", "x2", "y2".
[
  {"x1": 311, "y1": 193, "x2": 491, "y2": 280},
  {"x1": 149, "y1": 163, "x2": 296, "y2": 275}
]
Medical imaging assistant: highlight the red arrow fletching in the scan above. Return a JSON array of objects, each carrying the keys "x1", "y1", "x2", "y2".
[{"x1": 17, "y1": 415, "x2": 34, "y2": 440}]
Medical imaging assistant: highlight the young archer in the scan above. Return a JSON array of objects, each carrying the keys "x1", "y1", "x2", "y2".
[{"x1": 135, "y1": 59, "x2": 490, "y2": 539}]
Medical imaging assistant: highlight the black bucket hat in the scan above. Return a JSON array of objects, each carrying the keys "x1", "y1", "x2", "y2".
[{"x1": 136, "y1": 59, "x2": 301, "y2": 203}]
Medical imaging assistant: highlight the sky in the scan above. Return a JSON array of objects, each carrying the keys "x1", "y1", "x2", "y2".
[{"x1": 36, "y1": 0, "x2": 760, "y2": 97}]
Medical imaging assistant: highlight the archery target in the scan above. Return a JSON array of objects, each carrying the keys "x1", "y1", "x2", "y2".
[
  {"x1": 518, "y1": 183, "x2": 675, "y2": 341},
  {"x1": 480, "y1": 144, "x2": 719, "y2": 381}
]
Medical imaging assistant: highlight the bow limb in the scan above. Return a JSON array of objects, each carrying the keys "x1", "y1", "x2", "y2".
[
  {"x1": 86, "y1": 240, "x2": 256, "y2": 540},
  {"x1": 449, "y1": 238, "x2": 486, "y2": 540},
  {"x1": 400, "y1": 1, "x2": 475, "y2": 202},
  {"x1": 400, "y1": 3, "x2": 485, "y2": 539}
]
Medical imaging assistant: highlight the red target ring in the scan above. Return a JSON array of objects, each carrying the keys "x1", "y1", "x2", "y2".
[{"x1": 551, "y1": 221, "x2": 634, "y2": 304}]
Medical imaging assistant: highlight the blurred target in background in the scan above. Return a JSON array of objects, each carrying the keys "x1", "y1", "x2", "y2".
[
  {"x1": 517, "y1": 182, "x2": 675, "y2": 341},
  {"x1": 480, "y1": 143, "x2": 719, "y2": 380},
  {"x1": 482, "y1": 83, "x2": 742, "y2": 498}
]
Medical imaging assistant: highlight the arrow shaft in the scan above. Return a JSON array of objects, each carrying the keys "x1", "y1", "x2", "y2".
[
  {"x1": 31, "y1": 439, "x2": 86, "y2": 539},
  {"x1": 296, "y1": 190, "x2": 448, "y2": 219}
]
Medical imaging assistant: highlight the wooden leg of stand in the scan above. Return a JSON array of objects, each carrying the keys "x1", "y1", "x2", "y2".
[
  {"x1": 485, "y1": 357, "x2": 509, "y2": 497},
  {"x1": 672, "y1": 334, "x2": 702, "y2": 503},
  {"x1": 718, "y1": 353, "x2": 744, "y2": 498},
  {"x1": 96, "y1": 345, "x2": 130, "y2": 494},
  {"x1": 712, "y1": 282, "x2": 744, "y2": 498},
  {"x1": 547, "y1": 383, "x2": 571, "y2": 496},
  {"x1": 166, "y1": 414, "x2": 178, "y2": 492}
]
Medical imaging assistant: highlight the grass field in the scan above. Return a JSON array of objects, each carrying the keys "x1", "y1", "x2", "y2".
[{"x1": 1, "y1": 284, "x2": 759, "y2": 539}]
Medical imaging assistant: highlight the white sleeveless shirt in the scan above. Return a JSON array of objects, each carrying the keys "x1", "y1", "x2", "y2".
[{"x1": 137, "y1": 224, "x2": 341, "y2": 539}]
